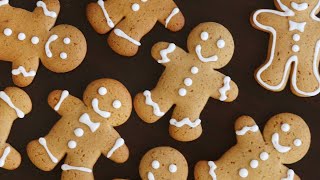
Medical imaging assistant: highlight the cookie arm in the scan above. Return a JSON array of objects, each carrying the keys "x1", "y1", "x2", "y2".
[
  {"x1": 251, "y1": 9, "x2": 281, "y2": 29},
  {"x1": 33, "y1": 0, "x2": 60, "y2": 30},
  {"x1": 12, "y1": 57, "x2": 39, "y2": 87},
  {"x1": 102, "y1": 130, "x2": 129, "y2": 163},
  {"x1": 157, "y1": 1, "x2": 185, "y2": 32},
  {"x1": 210, "y1": 72, "x2": 238, "y2": 102},
  {"x1": 151, "y1": 42, "x2": 186, "y2": 67},
  {"x1": 234, "y1": 116, "x2": 264, "y2": 145}
]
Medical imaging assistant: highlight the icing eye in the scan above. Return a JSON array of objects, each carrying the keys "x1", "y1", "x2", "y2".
[
  {"x1": 169, "y1": 164, "x2": 177, "y2": 173},
  {"x1": 63, "y1": 37, "x2": 71, "y2": 45},
  {"x1": 112, "y1": 100, "x2": 122, "y2": 109},
  {"x1": 132, "y1": 3, "x2": 140, "y2": 11},
  {"x1": 294, "y1": 139, "x2": 302, "y2": 147},
  {"x1": 98, "y1": 87, "x2": 107, "y2": 95},
  {"x1": 200, "y1": 31, "x2": 209, "y2": 41},
  {"x1": 31, "y1": 36, "x2": 40, "y2": 45},
  {"x1": 281, "y1": 123, "x2": 290, "y2": 132},
  {"x1": 3, "y1": 28, "x2": 12, "y2": 36},
  {"x1": 217, "y1": 39, "x2": 225, "y2": 49},
  {"x1": 60, "y1": 52, "x2": 68, "y2": 60},
  {"x1": 152, "y1": 160, "x2": 160, "y2": 169}
]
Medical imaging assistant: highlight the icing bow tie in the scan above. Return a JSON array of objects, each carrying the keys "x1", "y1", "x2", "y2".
[{"x1": 289, "y1": 20, "x2": 307, "y2": 32}]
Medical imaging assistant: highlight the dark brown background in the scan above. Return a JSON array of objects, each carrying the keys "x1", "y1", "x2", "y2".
[{"x1": 0, "y1": 0, "x2": 319, "y2": 179}]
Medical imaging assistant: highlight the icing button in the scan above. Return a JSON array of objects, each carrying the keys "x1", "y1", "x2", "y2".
[
  {"x1": 3, "y1": 28, "x2": 12, "y2": 36},
  {"x1": 184, "y1": 78, "x2": 193, "y2": 86},
  {"x1": 132, "y1": 3, "x2": 140, "y2": 11},
  {"x1": 250, "y1": 160, "x2": 259, "y2": 169},
  {"x1": 239, "y1": 168, "x2": 248, "y2": 178},
  {"x1": 292, "y1": 45, "x2": 300, "y2": 52},
  {"x1": 178, "y1": 88, "x2": 187, "y2": 96},
  {"x1": 68, "y1": 140, "x2": 77, "y2": 149},
  {"x1": 191, "y1": 66, "x2": 199, "y2": 74},
  {"x1": 293, "y1": 34, "x2": 300, "y2": 42},
  {"x1": 74, "y1": 128, "x2": 84, "y2": 137},
  {"x1": 259, "y1": 152, "x2": 269, "y2": 161},
  {"x1": 31, "y1": 36, "x2": 40, "y2": 45},
  {"x1": 18, "y1": 33, "x2": 26, "y2": 41}
]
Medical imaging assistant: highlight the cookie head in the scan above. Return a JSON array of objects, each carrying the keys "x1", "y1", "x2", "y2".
[
  {"x1": 83, "y1": 78, "x2": 132, "y2": 126},
  {"x1": 278, "y1": 0, "x2": 318, "y2": 12},
  {"x1": 263, "y1": 113, "x2": 311, "y2": 164},
  {"x1": 41, "y1": 25, "x2": 87, "y2": 73},
  {"x1": 187, "y1": 22, "x2": 234, "y2": 69},
  {"x1": 139, "y1": 147, "x2": 188, "y2": 180}
]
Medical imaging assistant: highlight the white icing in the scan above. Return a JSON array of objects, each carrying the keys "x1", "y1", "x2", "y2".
[
  {"x1": 294, "y1": 139, "x2": 302, "y2": 147},
  {"x1": 259, "y1": 152, "x2": 269, "y2": 161},
  {"x1": 107, "y1": 138, "x2": 125, "y2": 158},
  {"x1": 74, "y1": 128, "x2": 84, "y2": 137},
  {"x1": 291, "y1": 2, "x2": 308, "y2": 11},
  {"x1": 92, "y1": 98, "x2": 111, "y2": 118},
  {"x1": 38, "y1": 137, "x2": 58, "y2": 163},
  {"x1": 219, "y1": 76, "x2": 231, "y2": 101},
  {"x1": 289, "y1": 21, "x2": 306, "y2": 32},
  {"x1": 63, "y1": 37, "x2": 71, "y2": 45},
  {"x1": 165, "y1": 8, "x2": 180, "y2": 28},
  {"x1": 201, "y1": 32, "x2": 209, "y2": 41},
  {"x1": 311, "y1": 0, "x2": 320, "y2": 22},
  {"x1": 178, "y1": 88, "x2": 187, "y2": 96},
  {"x1": 0, "y1": 91, "x2": 25, "y2": 118},
  {"x1": 143, "y1": 90, "x2": 165, "y2": 117},
  {"x1": 18, "y1": 33, "x2": 26, "y2": 41},
  {"x1": 239, "y1": 168, "x2": 248, "y2": 178},
  {"x1": 68, "y1": 140, "x2": 77, "y2": 149},
  {"x1": 112, "y1": 100, "x2": 121, "y2": 109},
  {"x1": 3, "y1": 28, "x2": 12, "y2": 36},
  {"x1": 45, "y1": 34, "x2": 58, "y2": 58},
  {"x1": 0, "y1": 0, "x2": 9, "y2": 6},
  {"x1": 191, "y1": 66, "x2": 199, "y2": 74},
  {"x1": 217, "y1": 39, "x2": 225, "y2": 49},
  {"x1": 152, "y1": 160, "x2": 160, "y2": 169},
  {"x1": 208, "y1": 161, "x2": 217, "y2": 180},
  {"x1": 157, "y1": 43, "x2": 176, "y2": 64},
  {"x1": 272, "y1": 133, "x2": 292, "y2": 153},
  {"x1": 79, "y1": 113, "x2": 100, "y2": 132},
  {"x1": 114, "y1": 28, "x2": 141, "y2": 46},
  {"x1": 281, "y1": 169, "x2": 295, "y2": 180},
  {"x1": 170, "y1": 118, "x2": 201, "y2": 128},
  {"x1": 0, "y1": 147, "x2": 10, "y2": 167},
  {"x1": 184, "y1": 78, "x2": 193, "y2": 86},
  {"x1": 281, "y1": 123, "x2": 290, "y2": 132},
  {"x1": 250, "y1": 160, "x2": 258, "y2": 169},
  {"x1": 54, "y1": 90, "x2": 69, "y2": 111},
  {"x1": 12, "y1": 66, "x2": 36, "y2": 77},
  {"x1": 169, "y1": 164, "x2": 177, "y2": 173},
  {"x1": 97, "y1": 0, "x2": 114, "y2": 28},
  {"x1": 141, "y1": 0, "x2": 148, "y2": 2},
  {"x1": 132, "y1": 3, "x2": 140, "y2": 11},
  {"x1": 31, "y1": 36, "x2": 40, "y2": 44},
  {"x1": 148, "y1": 172, "x2": 155, "y2": 180},
  {"x1": 60, "y1": 52, "x2": 67, "y2": 59},
  {"x1": 196, "y1": 45, "x2": 218, "y2": 62},
  {"x1": 236, "y1": 125, "x2": 259, "y2": 135},
  {"x1": 292, "y1": 45, "x2": 300, "y2": 52},
  {"x1": 36, "y1": 1, "x2": 57, "y2": 18},
  {"x1": 61, "y1": 164, "x2": 92, "y2": 173},
  {"x1": 293, "y1": 34, "x2": 300, "y2": 42},
  {"x1": 98, "y1": 87, "x2": 107, "y2": 95}
]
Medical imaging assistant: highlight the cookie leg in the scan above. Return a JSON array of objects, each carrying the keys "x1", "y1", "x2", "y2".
[
  {"x1": 194, "y1": 161, "x2": 215, "y2": 180},
  {"x1": 61, "y1": 155, "x2": 94, "y2": 180},
  {"x1": 0, "y1": 144, "x2": 21, "y2": 170},
  {"x1": 12, "y1": 58, "x2": 39, "y2": 87}
]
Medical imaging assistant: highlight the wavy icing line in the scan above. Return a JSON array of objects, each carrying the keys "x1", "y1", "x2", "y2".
[
  {"x1": 195, "y1": 45, "x2": 218, "y2": 62},
  {"x1": 272, "y1": 133, "x2": 292, "y2": 153},
  {"x1": 208, "y1": 161, "x2": 217, "y2": 180},
  {"x1": 143, "y1": 90, "x2": 165, "y2": 117},
  {"x1": 281, "y1": 169, "x2": 295, "y2": 180},
  {"x1": 114, "y1": 28, "x2": 141, "y2": 46},
  {"x1": 61, "y1": 164, "x2": 92, "y2": 173},
  {"x1": 170, "y1": 118, "x2": 201, "y2": 128},
  {"x1": 165, "y1": 8, "x2": 180, "y2": 28},
  {"x1": 157, "y1": 43, "x2": 176, "y2": 64},
  {"x1": 236, "y1": 125, "x2": 259, "y2": 136},
  {"x1": 36, "y1": 1, "x2": 57, "y2": 18},
  {"x1": 107, "y1": 138, "x2": 124, "y2": 158},
  {"x1": 79, "y1": 113, "x2": 100, "y2": 132},
  {"x1": 97, "y1": 0, "x2": 114, "y2": 28},
  {"x1": 12, "y1": 66, "x2": 36, "y2": 77},
  {"x1": 0, "y1": 91, "x2": 25, "y2": 118},
  {"x1": 54, "y1": 90, "x2": 69, "y2": 111},
  {"x1": 219, "y1": 76, "x2": 231, "y2": 101},
  {"x1": 38, "y1": 137, "x2": 58, "y2": 163},
  {"x1": 45, "y1": 34, "x2": 58, "y2": 58},
  {"x1": 0, "y1": 146, "x2": 10, "y2": 167},
  {"x1": 92, "y1": 98, "x2": 111, "y2": 118}
]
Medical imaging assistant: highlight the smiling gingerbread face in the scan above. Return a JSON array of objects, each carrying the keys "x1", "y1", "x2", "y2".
[{"x1": 139, "y1": 147, "x2": 188, "y2": 180}]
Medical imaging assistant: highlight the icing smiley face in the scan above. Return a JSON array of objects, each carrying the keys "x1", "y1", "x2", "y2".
[{"x1": 139, "y1": 147, "x2": 188, "y2": 180}]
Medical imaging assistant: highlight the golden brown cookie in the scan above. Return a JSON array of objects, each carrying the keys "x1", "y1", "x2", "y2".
[
  {"x1": 27, "y1": 78, "x2": 132, "y2": 180},
  {"x1": 86, "y1": 0, "x2": 184, "y2": 56},
  {"x1": 0, "y1": 0, "x2": 87, "y2": 87},
  {"x1": 134, "y1": 22, "x2": 239, "y2": 142},
  {"x1": 139, "y1": 146, "x2": 188, "y2": 180},
  {"x1": 251, "y1": 0, "x2": 320, "y2": 97},
  {"x1": 194, "y1": 113, "x2": 310, "y2": 180},
  {"x1": 0, "y1": 87, "x2": 32, "y2": 170}
]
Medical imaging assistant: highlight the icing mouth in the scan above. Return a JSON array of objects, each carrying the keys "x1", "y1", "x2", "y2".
[
  {"x1": 291, "y1": 2, "x2": 309, "y2": 11},
  {"x1": 195, "y1": 45, "x2": 218, "y2": 62},
  {"x1": 272, "y1": 133, "x2": 292, "y2": 153},
  {"x1": 92, "y1": 98, "x2": 111, "y2": 118},
  {"x1": 148, "y1": 172, "x2": 155, "y2": 180},
  {"x1": 45, "y1": 34, "x2": 58, "y2": 58}
]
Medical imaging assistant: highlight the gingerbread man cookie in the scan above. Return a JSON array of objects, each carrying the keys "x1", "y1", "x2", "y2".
[
  {"x1": 0, "y1": 0, "x2": 87, "y2": 87},
  {"x1": 86, "y1": 0, "x2": 184, "y2": 56},
  {"x1": 0, "y1": 87, "x2": 32, "y2": 170},
  {"x1": 194, "y1": 113, "x2": 310, "y2": 180},
  {"x1": 134, "y1": 22, "x2": 239, "y2": 142},
  {"x1": 252, "y1": 0, "x2": 320, "y2": 97},
  {"x1": 139, "y1": 147, "x2": 188, "y2": 180},
  {"x1": 27, "y1": 79, "x2": 132, "y2": 180}
]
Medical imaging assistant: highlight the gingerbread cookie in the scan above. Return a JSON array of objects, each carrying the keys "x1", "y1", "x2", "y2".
[
  {"x1": 139, "y1": 147, "x2": 188, "y2": 180},
  {"x1": 194, "y1": 113, "x2": 310, "y2": 179},
  {"x1": 86, "y1": 0, "x2": 184, "y2": 56},
  {"x1": 134, "y1": 22, "x2": 239, "y2": 142},
  {"x1": 0, "y1": 0, "x2": 87, "y2": 87},
  {"x1": 27, "y1": 79, "x2": 132, "y2": 180},
  {"x1": 251, "y1": 0, "x2": 320, "y2": 97},
  {"x1": 0, "y1": 87, "x2": 32, "y2": 170}
]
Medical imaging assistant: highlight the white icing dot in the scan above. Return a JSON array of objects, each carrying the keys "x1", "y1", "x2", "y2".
[
  {"x1": 169, "y1": 164, "x2": 177, "y2": 173},
  {"x1": 152, "y1": 160, "x2": 160, "y2": 169},
  {"x1": 64, "y1": 37, "x2": 71, "y2": 45},
  {"x1": 201, "y1": 31, "x2": 209, "y2": 41},
  {"x1": 98, "y1": 87, "x2": 107, "y2": 95},
  {"x1": 239, "y1": 168, "x2": 248, "y2": 178},
  {"x1": 68, "y1": 140, "x2": 77, "y2": 149},
  {"x1": 74, "y1": 128, "x2": 84, "y2": 137},
  {"x1": 281, "y1": 123, "x2": 290, "y2": 132},
  {"x1": 3, "y1": 28, "x2": 12, "y2": 36},
  {"x1": 217, "y1": 39, "x2": 225, "y2": 49},
  {"x1": 191, "y1": 66, "x2": 199, "y2": 74},
  {"x1": 184, "y1": 78, "x2": 193, "y2": 86},
  {"x1": 294, "y1": 139, "x2": 302, "y2": 147},
  {"x1": 18, "y1": 33, "x2": 26, "y2": 41},
  {"x1": 293, "y1": 34, "x2": 300, "y2": 42},
  {"x1": 132, "y1": 3, "x2": 140, "y2": 11},
  {"x1": 112, "y1": 100, "x2": 122, "y2": 109},
  {"x1": 178, "y1": 88, "x2": 187, "y2": 96},
  {"x1": 31, "y1": 36, "x2": 40, "y2": 45},
  {"x1": 259, "y1": 152, "x2": 269, "y2": 161},
  {"x1": 60, "y1": 52, "x2": 68, "y2": 60},
  {"x1": 292, "y1": 45, "x2": 300, "y2": 52},
  {"x1": 141, "y1": 0, "x2": 147, "y2": 2},
  {"x1": 250, "y1": 160, "x2": 259, "y2": 169}
]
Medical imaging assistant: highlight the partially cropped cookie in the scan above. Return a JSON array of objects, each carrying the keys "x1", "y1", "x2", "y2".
[
  {"x1": 134, "y1": 22, "x2": 239, "y2": 142},
  {"x1": 194, "y1": 113, "x2": 310, "y2": 179},
  {"x1": 86, "y1": 0, "x2": 184, "y2": 56},
  {"x1": 139, "y1": 147, "x2": 188, "y2": 180},
  {"x1": 251, "y1": 0, "x2": 320, "y2": 97},
  {"x1": 0, "y1": 87, "x2": 32, "y2": 170},
  {"x1": 27, "y1": 78, "x2": 132, "y2": 180},
  {"x1": 0, "y1": 0, "x2": 87, "y2": 87}
]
